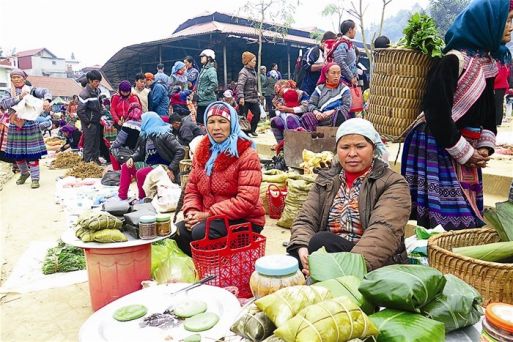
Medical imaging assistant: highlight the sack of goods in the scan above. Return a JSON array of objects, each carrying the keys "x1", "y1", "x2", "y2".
[{"x1": 277, "y1": 174, "x2": 316, "y2": 228}]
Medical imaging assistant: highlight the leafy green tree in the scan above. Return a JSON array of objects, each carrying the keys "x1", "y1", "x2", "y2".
[
  {"x1": 321, "y1": 1, "x2": 346, "y2": 33},
  {"x1": 429, "y1": 0, "x2": 470, "y2": 36},
  {"x1": 237, "y1": 0, "x2": 299, "y2": 93}
]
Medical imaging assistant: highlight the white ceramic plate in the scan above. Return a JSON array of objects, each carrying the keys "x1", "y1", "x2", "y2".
[{"x1": 79, "y1": 283, "x2": 241, "y2": 342}]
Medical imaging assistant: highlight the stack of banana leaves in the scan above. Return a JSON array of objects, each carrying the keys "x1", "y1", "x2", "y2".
[{"x1": 453, "y1": 200, "x2": 513, "y2": 262}]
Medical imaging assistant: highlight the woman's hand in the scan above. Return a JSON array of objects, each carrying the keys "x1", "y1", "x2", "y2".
[
  {"x1": 184, "y1": 211, "x2": 209, "y2": 230},
  {"x1": 43, "y1": 101, "x2": 51, "y2": 112},
  {"x1": 126, "y1": 158, "x2": 134, "y2": 168},
  {"x1": 167, "y1": 169, "x2": 175, "y2": 182},
  {"x1": 465, "y1": 149, "x2": 490, "y2": 168},
  {"x1": 19, "y1": 91, "x2": 29, "y2": 99},
  {"x1": 239, "y1": 98, "x2": 245, "y2": 106},
  {"x1": 298, "y1": 247, "x2": 310, "y2": 276}
]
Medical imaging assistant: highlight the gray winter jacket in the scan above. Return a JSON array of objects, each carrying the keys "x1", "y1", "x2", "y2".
[{"x1": 236, "y1": 66, "x2": 259, "y2": 103}]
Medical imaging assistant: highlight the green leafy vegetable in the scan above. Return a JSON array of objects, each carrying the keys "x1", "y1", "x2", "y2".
[
  {"x1": 308, "y1": 247, "x2": 367, "y2": 282},
  {"x1": 369, "y1": 309, "x2": 445, "y2": 342},
  {"x1": 420, "y1": 274, "x2": 483, "y2": 332},
  {"x1": 42, "y1": 240, "x2": 86, "y2": 275},
  {"x1": 399, "y1": 13, "x2": 445, "y2": 58}
]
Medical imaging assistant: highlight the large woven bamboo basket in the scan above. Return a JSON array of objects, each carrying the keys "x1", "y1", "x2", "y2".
[
  {"x1": 179, "y1": 159, "x2": 193, "y2": 190},
  {"x1": 367, "y1": 48, "x2": 434, "y2": 142},
  {"x1": 428, "y1": 227, "x2": 513, "y2": 305}
]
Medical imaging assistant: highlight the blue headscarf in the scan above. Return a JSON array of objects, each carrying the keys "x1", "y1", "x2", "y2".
[
  {"x1": 443, "y1": 0, "x2": 512, "y2": 63},
  {"x1": 203, "y1": 101, "x2": 255, "y2": 176},
  {"x1": 172, "y1": 61, "x2": 186, "y2": 75},
  {"x1": 140, "y1": 112, "x2": 170, "y2": 138}
]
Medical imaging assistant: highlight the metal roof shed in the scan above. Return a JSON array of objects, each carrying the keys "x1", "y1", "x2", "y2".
[{"x1": 101, "y1": 12, "x2": 318, "y2": 87}]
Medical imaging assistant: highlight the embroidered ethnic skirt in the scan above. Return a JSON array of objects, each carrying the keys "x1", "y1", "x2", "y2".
[
  {"x1": 401, "y1": 123, "x2": 484, "y2": 230},
  {"x1": 5, "y1": 121, "x2": 47, "y2": 161}
]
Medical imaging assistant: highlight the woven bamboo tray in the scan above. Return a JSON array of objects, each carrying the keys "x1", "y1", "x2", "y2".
[
  {"x1": 428, "y1": 227, "x2": 513, "y2": 305},
  {"x1": 367, "y1": 48, "x2": 434, "y2": 142},
  {"x1": 179, "y1": 159, "x2": 192, "y2": 190}
]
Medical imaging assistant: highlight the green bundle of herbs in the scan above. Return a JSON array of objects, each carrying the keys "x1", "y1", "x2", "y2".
[
  {"x1": 42, "y1": 240, "x2": 86, "y2": 275},
  {"x1": 399, "y1": 13, "x2": 445, "y2": 58}
]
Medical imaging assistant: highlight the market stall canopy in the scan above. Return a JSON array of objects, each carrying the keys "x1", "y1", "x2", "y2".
[{"x1": 102, "y1": 11, "x2": 323, "y2": 87}]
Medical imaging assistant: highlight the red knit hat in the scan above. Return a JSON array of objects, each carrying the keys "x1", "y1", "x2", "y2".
[
  {"x1": 510, "y1": 0, "x2": 513, "y2": 10},
  {"x1": 283, "y1": 89, "x2": 300, "y2": 108},
  {"x1": 207, "y1": 103, "x2": 231, "y2": 121}
]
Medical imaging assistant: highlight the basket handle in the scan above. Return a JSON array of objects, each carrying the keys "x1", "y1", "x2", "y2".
[
  {"x1": 225, "y1": 222, "x2": 254, "y2": 251},
  {"x1": 267, "y1": 183, "x2": 282, "y2": 194},
  {"x1": 202, "y1": 215, "x2": 230, "y2": 242}
]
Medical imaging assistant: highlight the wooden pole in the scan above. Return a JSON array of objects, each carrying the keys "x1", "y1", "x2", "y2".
[{"x1": 223, "y1": 43, "x2": 228, "y2": 86}]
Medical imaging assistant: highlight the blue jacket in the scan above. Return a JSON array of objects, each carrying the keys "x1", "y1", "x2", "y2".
[{"x1": 148, "y1": 82, "x2": 169, "y2": 116}]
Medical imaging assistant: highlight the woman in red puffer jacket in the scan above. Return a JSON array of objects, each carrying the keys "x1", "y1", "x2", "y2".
[
  {"x1": 174, "y1": 101, "x2": 265, "y2": 256},
  {"x1": 110, "y1": 80, "x2": 141, "y2": 129}
]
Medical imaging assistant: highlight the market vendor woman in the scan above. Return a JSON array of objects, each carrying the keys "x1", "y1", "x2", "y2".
[
  {"x1": 288, "y1": 118, "x2": 411, "y2": 273},
  {"x1": 402, "y1": 0, "x2": 513, "y2": 230},
  {"x1": 0, "y1": 69, "x2": 52, "y2": 189},
  {"x1": 174, "y1": 101, "x2": 265, "y2": 256}
]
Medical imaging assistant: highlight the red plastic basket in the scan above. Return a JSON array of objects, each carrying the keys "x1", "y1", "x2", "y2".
[
  {"x1": 267, "y1": 184, "x2": 287, "y2": 219},
  {"x1": 190, "y1": 216, "x2": 266, "y2": 298}
]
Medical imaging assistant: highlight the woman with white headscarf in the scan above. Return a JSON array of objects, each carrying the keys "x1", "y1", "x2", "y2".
[{"x1": 288, "y1": 118, "x2": 411, "y2": 273}]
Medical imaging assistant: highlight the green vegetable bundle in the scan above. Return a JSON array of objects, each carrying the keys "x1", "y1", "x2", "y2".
[
  {"x1": 255, "y1": 285, "x2": 331, "y2": 327},
  {"x1": 420, "y1": 274, "x2": 483, "y2": 332},
  {"x1": 359, "y1": 265, "x2": 446, "y2": 312},
  {"x1": 308, "y1": 248, "x2": 367, "y2": 282},
  {"x1": 313, "y1": 276, "x2": 374, "y2": 315},
  {"x1": 274, "y1": 296, "x2": 378, "y2": 342},
  {"x1": 399, "y1": 13, "x2": 445, "y2": 58},
  {"x1": 369, "y1": 309, "x2": 445, "y2": 342},
  {"x1": 42, "y1": 240, "x2": 86, "y2": 275}
]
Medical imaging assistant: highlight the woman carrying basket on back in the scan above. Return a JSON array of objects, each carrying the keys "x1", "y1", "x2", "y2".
[
  {"x1": 173, "y1": 101, "x2": 265, "y2": 256},
  {"x1": 402, "y1": 0, "x2": 513, "y2": 230}
]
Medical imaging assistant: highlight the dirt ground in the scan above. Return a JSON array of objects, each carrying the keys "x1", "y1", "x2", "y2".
[{"x1": 0, "y1": 157, "x2": 289, "y2": 342}]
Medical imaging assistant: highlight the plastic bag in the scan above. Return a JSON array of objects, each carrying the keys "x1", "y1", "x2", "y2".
[
  {"x1": 142, "y1": 165, "x2": 181, "y2": 212},
  {"x1": 12, "y1": 94, "x2": 44, "y2": 121},
  {"x1": 151, "y1": 239, "x2": 198, "y2": 284}
]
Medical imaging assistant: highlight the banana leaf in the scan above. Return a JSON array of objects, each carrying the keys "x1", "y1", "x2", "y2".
[
  {"x1": 370, "y1": 309, "x2": 445, "y2": 342},
  {"x1": 358, "y1": 265, "x2": 446, "y2": 312},
  {"x1": 308, "y1": 248, "x2": 367, "y2": 282},
  {"x1": 420, "y1": 274, "x2": 483, "y2": 332},
  {"x1": 231, "y1": 304, "x2": 275, "y2": 342},
  {"x1": 313, "y1": 276, "x2": 375, "y2": 315},
  {"x1": 274, "y1": 296, "x2": 379, "y2": 342},
  {"x1": 262, "y1": 336, "x2": 284, "y2": 342},
  {"x1": 452, "y1": 241, "x2": 513, "y2": 262},
  {"x1": 496, "y1": 201, "x2": 513, "y2": 241},
  {"x1": 484, "y1": 208, "x2": 509, "y2": 242},
  {"x1": 255, "y1": 285, "x2": 331, "y2": 327}
]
